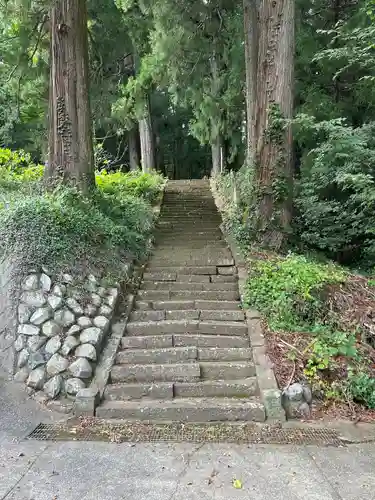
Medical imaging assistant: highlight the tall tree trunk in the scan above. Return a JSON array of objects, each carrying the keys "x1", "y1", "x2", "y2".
[
  {"x1": 253, "y1": 0, "x2": 294, "y2": 249},
  {"x1": 211, "y1": 135, "x2": 224, "y2": 176},
  {"x1": 139, "y1": 94, "x2": 155, "y2": 172},
  {"x1": 46, "y1": 0, "x2": 95, "y2": 192},
  {"x1": 243, "y1": 0, "x2": 259, "y2": 165},
  {"x1": 128, "y1": 125, "x2": 140, "y2": 171}
]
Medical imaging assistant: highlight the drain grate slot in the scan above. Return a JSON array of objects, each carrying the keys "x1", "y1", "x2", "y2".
[{"x1": 27, "y1": 421, "x2": 346, "y2": 446}]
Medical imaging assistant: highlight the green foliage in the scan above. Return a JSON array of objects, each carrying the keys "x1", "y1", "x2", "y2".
[
  {"x1": 347, "y1": 370, "x2": 375, "y2": 409},
  {"x1": 243, "y1": 254, "x2": 346, "y2": 331},
  {"x1": 294, "y1": 115, "x2": 375, "y2": 265},
  {"x1": 96, "y1": 169, "x2": 164, "y2": 203}
]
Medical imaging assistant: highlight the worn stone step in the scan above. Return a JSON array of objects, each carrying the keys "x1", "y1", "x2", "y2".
[
  {"x1": 140, "y1": 282, "x2": 238, "y2": 292},
  {"x1": 197, "y1": 347, "x2": 252, "y2": 361},
  {"x1": 169, "y1": 291, "x2": 240, "y2": 301},
  {"x1": 96, "y1": 398, "x2": 266, "y2": 422},
  {"x1": 121, "y1": 335, "x2": 173, "y2": 350},
  {"x1": 126, "y1": 320, "x2": 199, "y2": 336},
  {"x1": 138, "y1": 290, "x2": 240, "y2": 301},
  {"x1": 146, "y1": 266, "x2": 217, "y2": 275},
  {"x1": 151, "y1": 300, "x2": 196, "y2": 310},
  {"x1": 151, "y1": 258, "x2": 234, "y2": 267},
  {"x1": 110, "y1": 362, "x2": 200, "y2": 383},
  {"x1": 130, "y1": 310, "x2": 166, "y2": 322},
  {"x1": 210, "y1": 275, "x2": 238, "y2": 283},
  {"x1": 200, "y1": 361, "x2": 256, "y2": 380},
  {"x1": 198, "y1": 321, "x2": 248, "y2": 336},
  {"x1": 104, "y1": 382, "x2": 173, "y2": 401},
  {"x1": 199, "y1": 310, "x2": 245, "y2": 321},
  {"x1": 195, "y1": 300, "x2": 242, "y2": 310},
  {"x1": 173, "y1": 334, "x2": 249, "y2": 348},
  {"x1": 174, "y1": 378, "x2": 258, "y2": 398},
  {"x1": 116, "y1": 346, "x2": 197, "y2": 365},
  {"x1": 165, "y1": 310, "x2": 200, "y2": 320}
]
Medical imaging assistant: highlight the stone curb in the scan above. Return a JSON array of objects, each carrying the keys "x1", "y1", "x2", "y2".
[
  {"x1": 210, "y1": 177, "x2": 285, "y2": 422},
  {"x1": 73, "y1": 180, "x2": 168, "y2": 417}
]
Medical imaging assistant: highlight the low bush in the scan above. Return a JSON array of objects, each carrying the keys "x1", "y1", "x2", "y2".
[{"x1": 244, "y1": 253, "x2": 346, "y2": 331}]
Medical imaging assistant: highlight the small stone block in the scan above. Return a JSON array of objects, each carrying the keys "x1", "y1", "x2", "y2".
[{"x1": 73, "y1": 388, "x2": 100, "y2": 417}]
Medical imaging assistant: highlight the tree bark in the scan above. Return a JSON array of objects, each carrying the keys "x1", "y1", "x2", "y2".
[
  {"x1": 253, "y1": 0, "x2": 294, "y2": 249},
  {"x1": 128, "y1": 125, "x2": 140, "y2": 171},
  {"x1": 243, "y1": 0, "x2": 259, "y2": 165},
  {"x1": 139, "y1": 93, "x2": 155, "y2": 172},
  {"x1": 211, "y1": 135, "x2": 225, "y2": 176},
  {"x1": 46, "y1": 0, "x2": 95, "y2": 192}
]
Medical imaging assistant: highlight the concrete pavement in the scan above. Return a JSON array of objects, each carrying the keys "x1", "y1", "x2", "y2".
[{"x1": 1, "y1": 374, "x2": 375, "y2": 500}]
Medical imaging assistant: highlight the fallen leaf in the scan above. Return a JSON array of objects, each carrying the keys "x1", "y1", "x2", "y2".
[{"x1": 232, "y1": 478, "x2": 243, "y2": 489}]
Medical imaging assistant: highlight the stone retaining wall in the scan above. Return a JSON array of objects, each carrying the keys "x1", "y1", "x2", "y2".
[{"x1": 13, "y1": 269, "x2": 122, "y2": 401}]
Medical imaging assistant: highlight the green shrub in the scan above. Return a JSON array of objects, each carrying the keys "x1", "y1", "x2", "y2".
[
  {"x1": 0, "y1": 187, "x2": 153, "y2": 276},
  {"x1": 96, "y1": 169, "x2": 164, "y2": 203},
  {"x1": 347, "y1": 370, "x2": 375, "y2": 409},
  {"x1": 244, "y1": 254, "x2": 346, "y2": 330},
  {"x1": 295, "y1": 116, "x2": 375, "y2": 265}
]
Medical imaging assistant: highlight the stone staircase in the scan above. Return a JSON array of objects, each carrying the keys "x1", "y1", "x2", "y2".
[{"x1": 96, "y1": 180, "x2": 266, "y2": 422}]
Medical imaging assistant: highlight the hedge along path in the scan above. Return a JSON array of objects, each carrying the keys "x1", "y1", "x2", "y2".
[{"x1": 94, "y1": 179, "x2": 283, "y2": 422}]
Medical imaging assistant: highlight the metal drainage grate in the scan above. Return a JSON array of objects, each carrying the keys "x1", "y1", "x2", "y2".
[{"x1": 27, "y1": 421, "x2": 346, "y2": 447}]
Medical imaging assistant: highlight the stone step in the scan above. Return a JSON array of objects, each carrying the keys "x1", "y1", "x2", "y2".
[
  {"x1": 200, "y1": 361, "x2": 256, "y2": 380},
  {"x1": 165, "y1": 310, "x2": 201, "y2": 320},
  {"x1": 130, "y1": 310, "x2": 166, "y2": 322},
  {"x1": 110, "y1": 362, "x2": 200, "y2": 383},
  {"x1": 174, "y1": 378, "x2": 258, "y2": 398},
  {"x1": 121, "y1": 335, "x2": 173, "y2": 350},
  {"x1": 197, "y1": 347, "x2": 252, "y2": 361},
  {"x1": 195, "y1": 300, "x2": 242, "y2": 310},
  {"x1": 138, "y1": 299, "x2": 195, "y2": 310},
  {"x1": 116, "y1": 346, "x2": 197, "y2": 365},
  {"x1": 138, "y1": 290, "x2": 240, "y2": 301},
  {"x1": 96, "y1": 398, "x2": 266, "y2": 422},
  {"x1": 142, "y1": 273, "x2": 210, "y2": 283},
  {"x1": 173, "y1": 334, "x2": 249, "y2": 348},
  {"x1": 104, "y1": 382, "x2": 173, "y2": 401},
  {"x1": 139, "y1": 282, "x2": 238, "y2": 292},
  {"x1": 145, "y1": 266, "x2": 219, "y2": 275},
  {"x1": 150, "y1": 258, "x2": 234, "y2": 267},
  {"x1": 199, "y1": 310, "x2": 245, "y2": 321},
  {"x1": 126, "y1": 320, "x2": 247, "y2": 336}
]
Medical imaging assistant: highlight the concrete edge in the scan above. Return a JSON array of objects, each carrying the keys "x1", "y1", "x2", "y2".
[
  {"x1": 210, "y1": 176, "x2": 285, "y2": 422},
  {"x1": 73, "y1": 181, "x2": 168, "y2": 417}
]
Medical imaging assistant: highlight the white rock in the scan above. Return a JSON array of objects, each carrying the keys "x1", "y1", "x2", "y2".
[
  {"x1": 14, "y1": 366, "x2": 29, "y2": 383},
  {"x1": 17, "y1": 349, "x2": 29, "y2": 368},
  {"x1": 88, "y1": 274, "x2": 98, "y2": 284},
  {"x1": 77, "y1": 316, "x2": 92, "y2": 328},
  {"x1": 48, "y1": 294, "x2": 63, "y2": 310},
  {"x1": 22, "y1": 274, "x2": 40, "y2": 291},
  {"x1": 28, "y1": 335, "x2": 47, "y2": 352},
  {"x1": 30, "y1": 307, "x2": 52, "y2": 326},
  {"x1": 66, "y1": 324, "x2": 81, "y2": 336},
  {"x1": 105, "y1": 294, "x2": 116, "y2": 308},
  {"x1": 46, "y1": 353, "x2": 69, "y2": 376},
  {"x1": 18, "y1": 324, "x2": 40, "y2": 336},
  {"x1": 98, "y1": 305, "x2": 112, "y2": 317},
  {"x1": 27, "y1": 367, "x2": 46, "y2": 390},
  {"x1": 42, "y1": 320, "x2": 61, "y2": 337},
  {"x1": 45, "y1": 336, "x2": 62, "y2": 355},
  {"x1": 97, "y1": 287, "x2": 106, "y2": 298},
  {"x1": 65, "y1": 377, "x2": 85, "y2": 396},
  {"x1": 84, "y1": 304, "x2": 97, "y2": 317},
  {"x1": 43, "y1": 375, "x2": 62, "y2": 399},
  {"x1": 40, "y1": 273, "x2": 52, "y2": 292},
  {"x1": 93, "y1": 316, "x2": 109, "y2": 331},
  {"x1": 68, "y1": 358, "x2": 92, "y2": 379},
  {"x1": 15, "y1": 335, "x2": 26, "y2": 352},
  {"x1": 108, "y1": 287, "x2": 119, "y2": 299},
  {"x1": 28, "y1": 352, "x2": 45, "y2": 369},
  {"x1": 62, "y1": 273, "x2": 74, "y2": 284},
  {"x1": 61, "y1": 335, "x2": 79, "y2": 356},
  {"x1": 18, "y1": 303, "x2": 34, "y2": 324},
  {"x1": 52, "y1": 284, "x2": 65, "y2": 297},
  {"x1": 66, "y1": 298, "x2": 83, "y2": 315},
  {"x1": 75, "y1": 343, "x2": 97, "y2": 361},
  {"x1": 54, "y1": 308, "x2": 75, "y2": 327},
  {"x1": 91, "y1": 293, "x2": 102, "y2": 307},
  {"x1": 79, "y1": 327, "x2": 102, "y2": 346},
  {"x1": 284, "y1": 383, "x2": 304, "y2": 402},
  {"x1": 20, "y1": 291, "x2": 46, "y2": 308}
]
